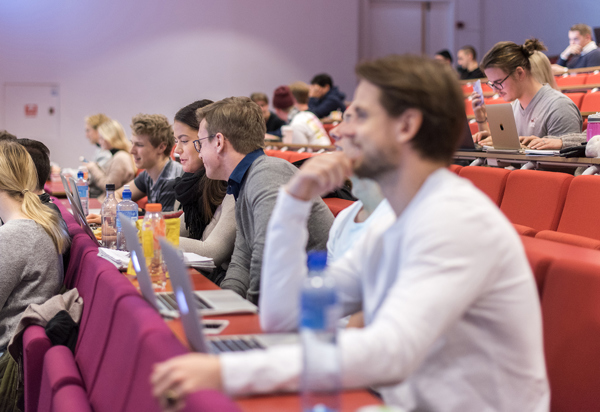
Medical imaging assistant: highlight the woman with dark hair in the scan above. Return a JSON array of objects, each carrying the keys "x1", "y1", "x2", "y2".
[
  {"x1": 173, "y1": 100, "x2": 236, "y2": 282},
  {"x1": 472, "y1": 39, "x2": 582, "y2": 149}
]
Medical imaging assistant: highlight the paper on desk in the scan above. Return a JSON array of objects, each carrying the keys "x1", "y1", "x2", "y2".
[
  {"x1": 98, "y1": 248, "x2": 130, "y2": 270},
  {"x1": 184, "y1": 252, "x2": 216, "y2": 270},
  {"x1": 524, "y1": 149, "x2": 560, "y2": 156}
]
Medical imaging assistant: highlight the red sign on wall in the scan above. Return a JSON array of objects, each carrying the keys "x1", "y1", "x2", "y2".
[{"x1": 24, "y1": 104, "x2": 38, "y2": 117}]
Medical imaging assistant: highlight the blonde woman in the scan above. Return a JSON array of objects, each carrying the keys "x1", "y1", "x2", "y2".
[
  {"x1": 530, "y1": 51, "x2": 560, "y2": 91},
  {"x1": 85, "y1": 119, "x2": 137, "y2": 198},
  {"x1": 0, "y1": 141, "x2": 70, "y2": 353}
]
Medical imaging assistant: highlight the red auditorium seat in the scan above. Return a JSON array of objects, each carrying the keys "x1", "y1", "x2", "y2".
[
  {"x1": 555, "y1": 73, "x2": 588, "y2": 87},
  {"x1": 536, "y1": 175, "x2": 600, "y2": 249},
  {"x1": 323, "y1": 198, "x2": 354, "y2": 217},
  {"x1": 584, "y1": 71, "x2": 600, "y2": 85},
  {"x1": 458, "y1": 166, "x2": 511, "y2": 206},
  {"x1": 500, "y1": 170, "x2": 572, "y2": 235},
  {"x1": 564, "y1": 92, "x2": 586, "y2": 109},
  {"x1": 461, "y1": 83, "x2": 473, "y2": 95},
  {"x1": 464, "y1": 99, "x2": 474, "y2": 116},
  {"x1": 580, "y1": 91, "x2": 600, "y2": 112},
  {"x1": 288, "y1": 152, "x2": 315, "y2": 163},
  {"x1": 542, "y1": 258, "x2": 600, "y2": 412},
  {"x1": 481, "y1": 83, "x2": 493, "y2": 94},
  {"x1": 448, "y1": 164, "x2": 462, "y2": 174}
]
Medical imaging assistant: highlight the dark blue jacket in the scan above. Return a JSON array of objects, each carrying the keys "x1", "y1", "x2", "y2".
[
  {"x1": 556, "y1": 48, "x2": 600, "y2": 69},
  {"x1": 308, "y1": 86, "x2": 346, "y2": 118}
]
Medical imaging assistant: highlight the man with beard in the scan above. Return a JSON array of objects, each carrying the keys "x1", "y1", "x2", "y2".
[{"x1": 151, "y1": 55, "x2": 549, "y2": 412}]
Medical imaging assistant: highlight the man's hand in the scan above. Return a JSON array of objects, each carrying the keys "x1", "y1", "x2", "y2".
[
  {"x1": 470, "y1": 92, "x2": 487, "y2": 123},
  {"x1": 521, "y1": 136, "x2": 562, "y2": 150},
  {"x1": 151, "y1": 354, "x2": 222, "y2": 412},
  {"x1": 285, "y1": 152, "x2": 352, "y2": 201},
  {"x1": 309, "y1": 84, "x2": 324, "y2": 99},
  {"x1": 551, "y1": 64, "x2": 569, "y2": 75},
  {"x1": 562, "y1": 44, "x2": 582, "y2": 58},
  {"x1": 473, "y1": 130, "x2": 491, "y2": 144}
]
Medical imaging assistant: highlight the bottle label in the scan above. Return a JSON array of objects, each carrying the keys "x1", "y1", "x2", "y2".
[
  {"x1": 77, "y1": 185, "x2": 88, "y2": 198},
  {"x1": 117, "y1": 210, "x2": 138, "y2": 229},
  {"x1": 142, "y1": 229, "x2": 155, "y2": 258}
]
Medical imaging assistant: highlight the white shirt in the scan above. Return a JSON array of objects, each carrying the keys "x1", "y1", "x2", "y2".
[
  {"x1": 221, "y1": 169, "x2": 549, "y2": 412},
  {"x1": 326, "y1": 199, "x2": 395, "y2": 263},
  {"x1": 289, "y1": 111, "x2": 331, "y2": 146}
]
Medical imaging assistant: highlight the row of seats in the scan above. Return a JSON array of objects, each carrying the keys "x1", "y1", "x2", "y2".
[
  {"x1": 449, "y1": 165, "x2": 600, "y2": 249},
  {"x1": 23, "y1": 199, "x2": 241, "y2": 412},
  {"x1": 555, "y1": 71, "x2": 600, "y2": 87}
]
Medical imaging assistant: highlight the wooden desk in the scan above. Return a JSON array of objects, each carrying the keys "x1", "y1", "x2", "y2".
[
  {"x1": 145, "y1": 269, "x2": 382, "y2": 411},
  {"x1": 45, "y1": 180, "x2": 67, "y2": 197}
]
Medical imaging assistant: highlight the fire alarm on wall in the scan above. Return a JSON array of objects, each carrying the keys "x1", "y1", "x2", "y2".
[{"x1": 24, "y1": 104, "x2": 38, "y2": 117}]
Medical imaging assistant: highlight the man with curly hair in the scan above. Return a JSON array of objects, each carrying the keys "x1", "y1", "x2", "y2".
[{"x1": 120, "y1": 114, "x2": 183, "y2": 211}]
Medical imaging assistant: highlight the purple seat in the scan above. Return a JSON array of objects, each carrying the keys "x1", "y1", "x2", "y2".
[
  {"x1": 37, "y1": 345, "x2": 84, "y2": 412},
  {"x1": 23, "y1": 326, "x2": 53, "y2": 412},
  {"x1": 87, "y1": 295, "x2": 169, "y2": 412},
  {"x1": 75, "y1": 270, "x2": 139, "y2": 393},
  {"x1": 121, "y1": 329, "x2": 188, "y2": 412},
  {"x1": 51, "y1": 384, "x2": 92, "y2": 412},
  {"x1": 183, "y1": 390, "x2": 243, "y2": 412},
  {"x1": 63, "y1": 232, "x2": 98, "y2": 289}
]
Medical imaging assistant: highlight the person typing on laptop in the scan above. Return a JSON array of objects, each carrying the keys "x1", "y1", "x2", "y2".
[
  {"x1": 151, "y1": 55, "x2": 549, "y2": 412},
  {"x1": 471, "y1": 38, "x2": 582, "y2": 149}
]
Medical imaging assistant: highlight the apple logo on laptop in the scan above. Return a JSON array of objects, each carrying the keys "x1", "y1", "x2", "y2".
[{"x1": 500, "y1": 124, "x2": 504, "y2": 131}]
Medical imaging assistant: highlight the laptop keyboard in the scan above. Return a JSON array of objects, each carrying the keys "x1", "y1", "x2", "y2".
[
  {"x1": 158, "y1": 292, "x2": 211, "y2": 311},
  {"x1": 209, "y1": 337, "x2": 265, "y2": 352}
]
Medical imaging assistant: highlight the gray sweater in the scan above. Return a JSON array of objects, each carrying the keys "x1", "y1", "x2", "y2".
[
  {"x1": 220, "y1": 155, "x2": 334, "y2": 304},
  {"x1": 0, "y1": 219, "x2": 63, "y2": 349}
]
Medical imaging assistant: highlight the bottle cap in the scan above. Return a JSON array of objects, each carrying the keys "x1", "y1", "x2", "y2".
[
  {"x1": 106, "y1": 183, "x2": 116, "y2": 191},
  {"x1": 146, "y1": 203, "x2": 162, "y2": 212},
  {"x1": 122, "y1": 185, "x2": 132, "y2": 200},
  {"x1": 77, "y1": 171, "x2": 84, "y2": 179},
  {"x1": 307, "y1": 250, "x2": 327, "y2": 271}
]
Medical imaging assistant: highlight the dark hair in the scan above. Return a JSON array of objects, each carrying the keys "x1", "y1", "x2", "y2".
[
  {"x1": 459, "y1": 45, "x2": 477, "y2": 60},
  {"x1": 175, "y1": 100, "x2": 226, "y2": 223},
  {"x1": 0, "y1": 130, "x2": 17, "y2": 141},
  {"x1": 355, "y1": 55, "x2": 464, "y2": 164},
  {"x1": 250, "y1": 92, "x2": 268, "y2": 105},
  {"x1": 16, "y1": 138, "x2": 51, "y2": 191},
  {"x1": 480, "y1": 38, "x2": 546, "y2": 74},
  {"x1": 436, "y1": 49, "x2": 453, "y2": 63},
  {"x1": 175, "y1": 100, "x2": 213, "y2": 130},
  {"x1": 196, "y1": 96, "x2": 266, "y2": 155},
  {"x1": 310, "y1": 73, "x2": 333, "y2": 88}
]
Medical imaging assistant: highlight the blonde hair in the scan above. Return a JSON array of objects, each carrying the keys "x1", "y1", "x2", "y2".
[
  {"x1": 289, "y1": 81, "x2": 310, "y2": 104},
  {"x1": 85, "y1": 113, "x2": 110, "y2": 130},
  {"x1": 98, "y1": 120, "x2": 131, "y2": 152},
  {"x1": 530, "y1": 51, "x2": 560, "y2": 91},
  {"x1": 0, "y1": 141, "x2": 70, "y2": 254}
]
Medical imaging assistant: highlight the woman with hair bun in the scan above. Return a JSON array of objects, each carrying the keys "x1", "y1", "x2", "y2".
[
  {"x1": 472, "y1": 38, "x2": 582, "y2": 149},
  {"x1": 0, "y1": 141, "x2": 70, "y2": 353}
]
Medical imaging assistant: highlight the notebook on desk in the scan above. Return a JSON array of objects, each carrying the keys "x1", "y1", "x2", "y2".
[
  {"x1": 486, "y1": 103, "x2": 559, "y2": 155},
  {"x1": 160, "y1": 238, "x2": 298, "y2": 353},
  {"x1": 121, "y1": 218, "x2": 257, "y2": 318}
]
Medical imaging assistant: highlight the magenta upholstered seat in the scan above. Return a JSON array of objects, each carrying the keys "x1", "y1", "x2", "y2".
[
  {"x1": 87, "y1": 295, "x2": 169, "y2": 412},
  {"x1": 121, "y1": 330, "x2": 189, "y2": 412},
  {"x1": 63, "y1": 232, "x2": 98, "y2": 289},
  {"x1": 51, "y1": 384, "x2": 92, "y2": 412},
  {"x1": 75, "y1": 270, "x2": 139, "y2": 393},
  {"x1": 37, "y1": 345, "x2": 84, "y2": 412},
  {"x1": 23, "y1": 326, "x2": 53, "y2": 412},
  {"x1": 183, "y1": 390, "x2": 243, "y2": 412}
]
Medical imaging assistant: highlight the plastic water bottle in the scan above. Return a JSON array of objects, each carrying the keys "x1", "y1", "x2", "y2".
[
  {"x1": 141, "y1": 203, "x2": 166, "y2": 289},
  {"x1": 300, "y1": 251, "x2": 341, "y2": 412},
  {"x1": 76, "y1": 171, "x2": 89, "y2": 216},
  {"x1": 116, "y1": 185, "x2": 138, "y2": 250},
  {"x1": 101, "y1": 184, "x2": 118, "y2": 249}
]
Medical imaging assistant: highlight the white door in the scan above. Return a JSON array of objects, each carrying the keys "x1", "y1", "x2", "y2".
[
  {"x1": 4, "y1": 83, "x2": 60, "y2": 144},
  {"x1": 360, "y1": 0, "x2": 454, "y2": 60}
]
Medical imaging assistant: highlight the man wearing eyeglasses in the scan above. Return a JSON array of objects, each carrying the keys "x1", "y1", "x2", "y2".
[{"x1": 193, "y1": 97, "x2": 333, "y2": 304}]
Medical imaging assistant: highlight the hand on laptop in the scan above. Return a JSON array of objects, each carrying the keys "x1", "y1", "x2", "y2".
[
  {"x1": 86, "y1": 213, "x2": 101, "y2": 225},
  {"x1": 285, "y1": 151, "x2": 352, "y2": 201},
  {"x1": 520, "y1": 136, "x2": 562, "y2": 150},
  {"x1": 152, "y1": 353, "x2": 222, "y2": 411},
  {"x1": 473, "y1": 131, "x2": 492, "y2": 146}
]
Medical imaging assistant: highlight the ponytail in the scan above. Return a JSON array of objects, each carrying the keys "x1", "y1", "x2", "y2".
[{"x1": 21, "y1": 191, "x2": 70, "y2": 254}]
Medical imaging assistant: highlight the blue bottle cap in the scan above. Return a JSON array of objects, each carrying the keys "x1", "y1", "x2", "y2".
[
  {"x1": 77, "y1": 171, "x2": 84, "y2": 179},
  {"x1": 307, "y1": 250, "x2": 327, "y2": 271}
]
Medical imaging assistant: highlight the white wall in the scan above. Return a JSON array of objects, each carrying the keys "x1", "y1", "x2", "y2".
[{"x1": 0, "y1": 0, "x2": 360, "y2": 167}]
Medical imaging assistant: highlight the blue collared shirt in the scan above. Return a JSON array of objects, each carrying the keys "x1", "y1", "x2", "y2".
[{"x1": 227, "y1": 149, "x2": 265, "y2": 200}]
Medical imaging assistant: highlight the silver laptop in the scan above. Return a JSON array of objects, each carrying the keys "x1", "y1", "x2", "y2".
[
  {"x1": 121, "y1": 218, "x2": 258, "y2": 317},
  {"x1": 62, "y1": 175, "x2": 101, "y2": 246},
  {"x1": 160, "y1": 238, "x2": 298, "y2": 353},
  {"x1": 486, "y1": 103, "x2": 559, "y2": 155}
]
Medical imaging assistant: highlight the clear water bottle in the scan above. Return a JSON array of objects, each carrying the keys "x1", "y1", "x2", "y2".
[
  {"x1": 76, "y1": 170, "x2": 89, "y2": 216},
  {"x1": 116, "y1": 185, "x2": 138, "y2": 250},
  {"x1": 101, "y1": 183, "x2": 118, "y2": 249},
  {"x1": 300, "y1": 251, "x2": 341, "y2": 412},
  {"x1": 141, "y1": 203, "x2": 166, "y2": 289}
]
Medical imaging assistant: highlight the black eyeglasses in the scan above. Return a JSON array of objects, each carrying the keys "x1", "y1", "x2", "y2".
[
  {"x1": 193, "y1": 135, "x2": 215, "y2": 153},
  {"x1": 487, "y1": 73, "x2": 512, "y2": 91}
]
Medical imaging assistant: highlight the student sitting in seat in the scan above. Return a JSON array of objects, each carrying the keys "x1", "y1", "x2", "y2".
[
  {"x1": 172, "y1": 100, "x2": 236, "y2": 283},
  {"x1": 151, "y1": 55, "x2": 549, "y2": 412},
  {"x1": 472, "y1": 38, "x2": 582, "y2": 149},
  {"x1": 0, "y1": 141, "x2": 70, "y2": 354}
]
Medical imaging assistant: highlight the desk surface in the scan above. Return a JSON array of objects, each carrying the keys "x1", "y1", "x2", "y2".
[
  {"x1": 455, "y1": 150, "x2": 600, "y2": 167},
  {"x1": 133, "y1": 269, "x2": 382, "y2": 411}
]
